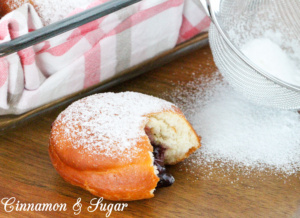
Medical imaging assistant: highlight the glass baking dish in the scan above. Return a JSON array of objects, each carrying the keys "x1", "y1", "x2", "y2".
[
  {"x1": 0, "y1": 0, "x2": 209, "y2": 131},
  {"x1": 0, "y1": 0, "x2": 141, "y2": 57}
]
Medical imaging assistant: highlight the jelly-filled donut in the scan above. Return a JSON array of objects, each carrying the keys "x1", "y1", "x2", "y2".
[{"x1": 49, "y1": 92, "x2": 201, "y2": 201}]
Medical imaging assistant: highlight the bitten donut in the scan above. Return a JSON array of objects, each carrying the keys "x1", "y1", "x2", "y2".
[
  {"x1": 49, "y1": 92, "x2": 201, "y2": 201},
  {"x1": 0, "y1": 0, "x2": 95, "y2": 25}
]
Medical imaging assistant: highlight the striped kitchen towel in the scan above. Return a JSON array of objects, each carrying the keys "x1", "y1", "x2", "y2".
[{"x1": 0, "y1": 0, "x2": 210, "y2": 115}]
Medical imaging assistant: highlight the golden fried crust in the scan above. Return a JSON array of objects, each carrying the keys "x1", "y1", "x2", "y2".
[
  {"x1": 49, "y1": 111, "x2": 163, "y2": 201},
  {"x1": 0, "y1": 1, "x2": 11, "y2": 17},
  {"x1": 0, "y1": 1, "x2": 35, "y2": 17},
  {"x1": 49, "y1": 101, "x2": 200, "y2": 201},
  {"x1": 49, "y1": 143, "x2": 159, "y2": 201},
  {"x1": 50, "y1": 107, "x2": 179, "y2": 171},
  {"x1": 50, "y1": 119, "x2": 153, "y2": 171}
]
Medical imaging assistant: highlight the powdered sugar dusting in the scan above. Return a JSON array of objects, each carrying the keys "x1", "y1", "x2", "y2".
[
  {"x1": 53, "y1": 92, "x2": 175, "y2": 159},
  {"x1": 33, "y1": 0, "x2": 95, "y2": 25},
  {"x1": 6, "y1": 0, "x2": 23, "y2": 10},
  {"x1": 169, "y1": 71, "x2": 300, "y2": 177},
  {"x1": 7, "y1": 0, "x2": 95, "y2": 25}
]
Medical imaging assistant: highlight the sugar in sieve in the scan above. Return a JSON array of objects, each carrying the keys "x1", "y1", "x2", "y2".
[{"x1": 200, "y1": 0, "x2": 300, "y2": 109}]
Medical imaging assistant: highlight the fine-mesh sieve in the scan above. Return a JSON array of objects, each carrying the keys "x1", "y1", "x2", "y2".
[{"x1": 200, "y1": 0, "x2": 300, "y2": 109}]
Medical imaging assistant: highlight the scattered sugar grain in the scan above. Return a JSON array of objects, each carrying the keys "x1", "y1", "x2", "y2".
[{"x1": 170, "y1": 72, "x2": 300, "y2": 177}]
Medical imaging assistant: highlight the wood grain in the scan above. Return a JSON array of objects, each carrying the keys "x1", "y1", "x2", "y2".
[{"x1": 0, "y1": 45, "x2": 299, "y2": 217}]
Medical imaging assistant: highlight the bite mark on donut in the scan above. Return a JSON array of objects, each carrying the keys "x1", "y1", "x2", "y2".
[
  {"x1": 144, "y1": 111, "x2": 200, "y2": 189},
  {"x1": 145, "y1": 126, "x2": 175, "y2": 188},
  {"x1": 49, "y1": 93, "x2": 201, "y2": 200}
]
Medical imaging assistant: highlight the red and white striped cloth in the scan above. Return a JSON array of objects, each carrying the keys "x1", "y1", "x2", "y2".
[{"x1": 0, "y1": 0, "x2": 210, "y2": 115}]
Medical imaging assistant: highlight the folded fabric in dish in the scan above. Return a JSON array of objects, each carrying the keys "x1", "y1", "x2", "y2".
[{"x1": 0, "y1": 0, "x2": 209, "y2": 115}]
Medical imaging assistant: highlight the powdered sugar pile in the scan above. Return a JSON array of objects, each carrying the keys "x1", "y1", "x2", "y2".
[
  {"x1": 8, "y1": 0, "x2": 95, "y2": 25},
  {"x1": 171, "y1": 72, "x2": 300, "y2": 175},
  {"x1": 53, "y1": 92, "x2": 175, "y2": 159},
  {"x1": 241, "y1": 38, "x2": 300, "y2": 86}
]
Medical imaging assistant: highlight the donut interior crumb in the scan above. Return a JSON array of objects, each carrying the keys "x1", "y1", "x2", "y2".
[
  {"x1": 145, "y1": 112, "x2": 200, "y2": 165},
  {"x1": 146, "y1": 111, "x2": 200, "y2": 192}
]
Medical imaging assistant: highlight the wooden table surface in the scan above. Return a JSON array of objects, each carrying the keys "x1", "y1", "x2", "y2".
[{"x1": 0, "y1": 45, "x2": 299, "y2": 218}]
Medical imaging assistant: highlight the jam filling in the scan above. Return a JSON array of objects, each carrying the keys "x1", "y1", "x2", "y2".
[
  {"x1": 152, "y1": 145, "x2": 175, "y2": 188},
  {"x1": 144, "y1": 126, "x2": 175, "y2": 188}
]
